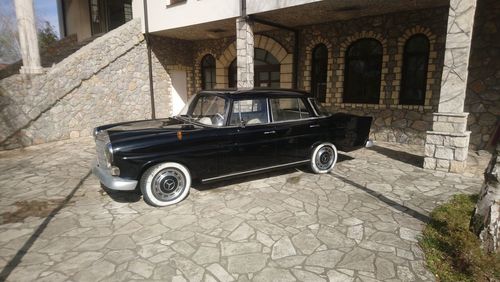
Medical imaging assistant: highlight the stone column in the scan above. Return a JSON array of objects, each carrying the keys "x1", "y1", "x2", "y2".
[
  {"x1": 14, "y1": 0, "x2": 44, "y2": 74},
  {"x1": 423, "y1": 0, "x2": 477, "y2": 173},
  {"x1": 236, "y1": 17, "x2": 254, "y2": 89}
]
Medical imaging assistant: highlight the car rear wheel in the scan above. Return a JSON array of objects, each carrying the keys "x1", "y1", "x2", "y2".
[
  {"x1": 140, "y1": 162, "x2": 191, "y2": 207},
  {"x1": 310, "y1": 143, "x2": 338, "y2": 174}
]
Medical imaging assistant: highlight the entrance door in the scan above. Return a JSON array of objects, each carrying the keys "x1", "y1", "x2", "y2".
[{"x1": 171, "y1": 70, "x2": 188, "y2": 115}]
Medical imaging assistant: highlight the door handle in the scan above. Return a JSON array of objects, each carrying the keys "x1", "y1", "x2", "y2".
[
  {"x1": 264, "y1": 130, "x2": 276, "y2": 135},
  {"x1": 309, "y1": 124, "x2": 320, "y2": 128}
]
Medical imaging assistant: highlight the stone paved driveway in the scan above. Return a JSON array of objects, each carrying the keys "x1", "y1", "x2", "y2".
[{"x1": 0, "y1": 137, "x2": 489, "y2": 282}]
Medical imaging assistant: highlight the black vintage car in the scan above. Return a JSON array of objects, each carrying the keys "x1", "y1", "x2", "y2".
[{"x1": 93, "y1": 89, "x2": 372, "y2": 206}]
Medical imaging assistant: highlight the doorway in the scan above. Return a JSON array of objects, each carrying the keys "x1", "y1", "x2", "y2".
[{"x1": 171, "y1": 70, "x2": 188, "y2": 115}]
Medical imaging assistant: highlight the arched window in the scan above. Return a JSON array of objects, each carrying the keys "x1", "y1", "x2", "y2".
[
  {"x1": 344, "y1": 38, "x2": 382, "y2": 104},
  {"x1": 228, "y1": 48, "x2": 281, "y2": 89},
  {"x1": 400, "y1": 34, "x2": 430, "y2": 105},
  {"x1": 254, "y1": 48, "x2": 280, "y2": 88},
  {"x1": 311, "y1": 44, "x2": 328, "y2": 102},
  {"x1": 228, "y1": 59, "x2": 237, "y2": 88},
  {"x1": 201, "y1": 54, "x2": 216, "y2": 90}
]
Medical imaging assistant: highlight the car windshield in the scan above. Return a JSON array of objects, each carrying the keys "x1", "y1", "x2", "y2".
[{"x1": 177, "y1": 94, "x2": 230, "y2": 127}]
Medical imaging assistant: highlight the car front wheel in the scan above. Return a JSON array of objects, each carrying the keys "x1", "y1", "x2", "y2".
[
  {"x1": 310, "y1": 143, "x2": 338, "y2": 174},
  {"x1": 140, "y1": 162, "x2": 191, "y2": 207}
]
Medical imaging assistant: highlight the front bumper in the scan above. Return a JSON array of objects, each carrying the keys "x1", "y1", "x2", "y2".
[{"x1": 92, "y1": 164, "x2": 138, "y2": 191}]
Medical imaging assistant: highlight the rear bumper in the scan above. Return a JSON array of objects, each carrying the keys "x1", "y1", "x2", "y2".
[{"x1": 92, "y1": 164, "x2": 138, "y2": 191}]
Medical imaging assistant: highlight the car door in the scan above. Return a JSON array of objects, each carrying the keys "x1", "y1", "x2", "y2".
[
  {"x1": 219, "y1": 98, "x2": 279, "y2": 176},
  {"x1": 271, "y1": 97, "x2": 323, "y2": 164}
]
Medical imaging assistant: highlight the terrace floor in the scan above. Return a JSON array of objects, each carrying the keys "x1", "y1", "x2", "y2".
[{"x1": 0, "y1": 137, "x2": 490, "y2": 281}]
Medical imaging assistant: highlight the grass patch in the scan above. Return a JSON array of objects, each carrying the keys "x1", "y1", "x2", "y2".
[{"x1": 420, "y1": 194, "x2": 500, "y2": 281}]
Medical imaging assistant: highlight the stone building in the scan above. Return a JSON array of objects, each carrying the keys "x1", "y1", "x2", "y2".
[{"x1": 0, "y1": 0, "x2": 498, "y2": 174}]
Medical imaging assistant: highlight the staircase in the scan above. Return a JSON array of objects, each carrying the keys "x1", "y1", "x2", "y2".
[
  {"x1": 0, "y1": 19, "x2": 155, "y2": 150},
  {"x1": 0, "y1": 34, "x2": 103, "y2": 80}
]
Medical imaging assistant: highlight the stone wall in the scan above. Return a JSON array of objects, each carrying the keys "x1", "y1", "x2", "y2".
[
  {"x1": 471, "y1": 144, "x2": 500, "y2": 253},
  {"x1": 189, "y1": 8, "x2": 448, "y2": 145},
  {"x1": 0, "y1": 19, "x2": 173, "y2": 150},
  {"x1": 465, "y1": 0, "x2": 500, "y2": 150},
  {"x1": 298, "y1": 8, "x2": 448, "y2": 145}
]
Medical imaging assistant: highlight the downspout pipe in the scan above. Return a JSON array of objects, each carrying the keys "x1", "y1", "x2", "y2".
[
  {"x1": 248, "y1": 16, "x2": 299, "y2": 89},
  {"x1": 143, "y1": 0, "x2": 156, "y2": 119}
]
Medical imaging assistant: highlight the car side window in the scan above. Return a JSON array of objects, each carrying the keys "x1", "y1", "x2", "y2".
[
  {"x1": 230, "y1": 99, "x2": 269, "y2": 126},
  {"x1": 270, "y1": 98, "x2": 312, "y2": 122}
]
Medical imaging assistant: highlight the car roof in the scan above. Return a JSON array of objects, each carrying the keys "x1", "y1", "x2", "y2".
[{"x1": 198, "y1": 89, "x2": 312, "y2": 99}]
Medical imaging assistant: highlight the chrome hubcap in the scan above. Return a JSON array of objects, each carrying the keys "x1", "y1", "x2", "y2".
[
  {"x1": 316, "y1": 146, "x2": 335, "y2": 170},
  {"x1": 152, "y1": 168, "x2": 185, "y2": 201}
]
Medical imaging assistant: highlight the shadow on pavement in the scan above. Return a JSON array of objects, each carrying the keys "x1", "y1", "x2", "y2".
[
  {"x1": 0, "y1": 170, "x2": 92, "y2": 281},
  {"x1": 101, "y1": 185, "x2": 142, "y2": 203},
  {"x1": 368, "y1": 145, "x2": 424, "y2": 167},
  {"x1": 331, "y1": 172, "x2": 430, "y2": 223},
  {"x1": 194, "y1": 153, "x2": 354, "y2": 191}
]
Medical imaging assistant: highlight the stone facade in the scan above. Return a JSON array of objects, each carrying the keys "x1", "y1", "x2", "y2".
[
  {"x1": 298, "y1": 8, "x2": 447, "y2": 145},
  {"x1": 465, "y1": 0, "x2": 500, "y2": 150},
  {"x1": 0, "y1": 19, "x2": 173, "y2": 150},
  {"x1": 187, "y1": 8, "x2": 450, "y2": 145},
  {"x1": 471, "y1": 144, "x2": 500, "y2": 253},
  {"x1": 0, "y1": 3, "x2": 497, "y2": 153}
]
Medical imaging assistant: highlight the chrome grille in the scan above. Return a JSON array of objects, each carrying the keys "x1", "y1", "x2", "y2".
[{"x1": 95, "y1": 131, "x2": 110, "y2": 168}]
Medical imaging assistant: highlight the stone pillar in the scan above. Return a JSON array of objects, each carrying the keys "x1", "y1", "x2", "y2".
[
  {"x1": 423, "y1": 0, "x2": 477, "y2": 173},
  {"x1": 14, "y1": 0, "x2": 44, "y2": 74},
  {"x1": 471, "y1": 144, "x2": 500, "y2": 253},
  {"x1": 236, "y1": 17, "x2": 254, "y2": 89}
]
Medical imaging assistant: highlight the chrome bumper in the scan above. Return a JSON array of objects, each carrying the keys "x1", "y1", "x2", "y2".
[
  {"x1": 365, "y1": 139, "x2": 375, "y2": 148},
  {"x1": 92, "y1": 164, "x2": 138, "y2": 191}
]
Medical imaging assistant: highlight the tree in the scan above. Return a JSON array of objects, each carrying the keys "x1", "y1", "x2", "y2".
[
  {"x1": 38, "y1": 21, "x2": 58, "y2": 51},
  {"x1": 0, "y1": 0, "x2": 59, "y2": 65},
  {"x1": 0, "y1": 0, "x2": 21, "y2": 64}
]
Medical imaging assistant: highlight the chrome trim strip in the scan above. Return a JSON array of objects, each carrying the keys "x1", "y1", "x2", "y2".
[
  {"x1": 92, "y1": 163, "x2": 138, "y2": 191},
  {"x1": 202, "y1": 160, "x2": 309, "y2": 183},
  {"x1": 307, "y1": 98, "x2": 320, "y2": 117}
]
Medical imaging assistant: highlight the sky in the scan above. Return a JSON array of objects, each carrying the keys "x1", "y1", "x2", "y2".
[
  {"x1": 34, "y1": 0, "x2": 61, "y2": 36},
  {"x1": 0, "y1": 0, "x2": 60, "y2": 37}
]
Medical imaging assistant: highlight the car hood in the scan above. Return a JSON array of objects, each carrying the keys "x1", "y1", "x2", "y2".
[{"x1": 100, "y1": 117, "x2": 201, "y2": 143}]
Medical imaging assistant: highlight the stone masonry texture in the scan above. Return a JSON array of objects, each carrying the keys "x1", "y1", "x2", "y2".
[
  {"x1": 471, "y1": 144, "x2": 500, "y2": 253},
  {"x1": 0, "y1": 137, "x2": 491, "y2": 281},
  {"x1": 0, "y1": 19, "x2": 172, "y2": 150},
  {"x1": 465, "y1": 0, "x2": 500, "y2": 150}
]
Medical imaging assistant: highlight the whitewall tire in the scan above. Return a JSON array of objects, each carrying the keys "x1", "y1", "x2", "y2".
[
  {"x1": 140, "y1": 162, "x2": 191, "y2": 207},
  {"x1": 310, "y1": 143, "x2": 338, "y2": 174}
]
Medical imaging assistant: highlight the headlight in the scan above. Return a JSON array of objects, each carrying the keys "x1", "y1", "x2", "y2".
[{"x1": 104, "y1": 143, "x2": 113, "y2": 168}]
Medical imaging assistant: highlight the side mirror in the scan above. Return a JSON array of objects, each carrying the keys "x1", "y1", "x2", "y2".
[{"x1": 239, "y1": 120, "x2": 247, "y2": 128}]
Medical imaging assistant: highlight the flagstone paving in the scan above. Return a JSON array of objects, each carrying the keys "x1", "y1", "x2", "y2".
[{"x1": 0, "y1": 137, "x2": 490, "y2": 282}]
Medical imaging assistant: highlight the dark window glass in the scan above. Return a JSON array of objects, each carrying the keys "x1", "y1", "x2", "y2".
[
  {"x1": 270, "y1": 98, "x2": 311, "y2": 122},
  {"x1": 230, "y1": 99, "x2": 269, "y2": 126},
  {"x1": 201, "y1": 54, "x2": 216, "y2": 90},
  {"x1": 254, "y1": 48, "x2": 280, "y2": 88},
  {"x1": 311, "y1": 44, "x2": 328, "y2": 103},
  {"x1": 400, "y1": 34, "x2": 430, "y2": 105},
  {"x1": 89, "y1": 0, "x2": 132, "y2": 35},
  {"x1": 228, "y1": 59, "x2": 237, "y2": 88},
  {"x1": 228, "y1": 48, "x2": 280, "y2": 89},
  {"x1": 343, "y1": 39, "x2": 383, "y2": 104}
]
